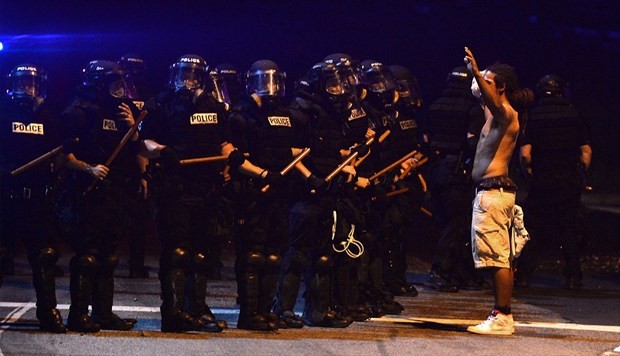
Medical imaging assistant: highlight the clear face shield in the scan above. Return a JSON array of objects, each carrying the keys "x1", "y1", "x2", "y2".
[
  {"x1": 209, "y1": 76, "x2": 232, "y2": 107},
  {"x1": 247, "y1": 70, "x2": 286, "y2": 97},
  {"x1": 363, "y1": 67, "x2": 398, "y2": 107},
  {"x1": 10, "y1": 75, "x2": 45, "y2": 100},
  {"x1": 108, "y1": 77, "x2": 128, "y2": 99},
  {"x1": 396, "y1": 79, "x2": 422, "y2": 108},
  {"x1": 366, "y1": 69, "x2": 397, "y2": 94},
  {"x1": 171, "y1": 66, "x2": 204, "y2": 92}
]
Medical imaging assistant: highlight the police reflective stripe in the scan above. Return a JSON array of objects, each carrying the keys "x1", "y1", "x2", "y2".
[
  {"x1": 103, "y1": 119, "x2": 118, "y2": 131},
  {"x1": 267, "y1": 116, "x2": 291, "y2": 127},
  {"x1": 399, "y1": 119, "x2": 417, "y2": 130},
  {"x1": 190, "y1": 113, "x2": 218, "y2": 124},
  {"x1": 12, "y1": 122, "x2": 44, "y2": 135}
]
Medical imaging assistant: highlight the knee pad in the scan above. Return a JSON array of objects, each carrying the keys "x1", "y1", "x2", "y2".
[
  {"x1": 246, "y1": 251, "x2": 265, "y2": 269},
  {"x1": 314, "y1": 255, "x2": 333, "y2": 274},
  {"x1": 192, "y1": 252, "x2": 208, "y2": 273},
  {"x1": 265, "y1": 254, "x2": 281, "y2": 273},
  {"x1": 71, "y1": 254, "x2": 99, "y2": 272},
  {"x1": 38, "y1": 247, "x2": 59, "y2": 268},
  {"x1": 101, "y1": 254, "x2": 119, "y2": 272},
  {"x1": 170, "y1": 247, "x2": 191, "y2": 269}
]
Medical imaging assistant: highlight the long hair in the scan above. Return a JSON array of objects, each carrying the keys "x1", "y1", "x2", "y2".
[{"x1": 487, "y1": 63, "x2": 534, "y2": 113}]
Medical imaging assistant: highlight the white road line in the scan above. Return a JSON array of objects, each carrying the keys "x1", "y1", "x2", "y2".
[
  {"x1": 2, "y1": 302, "x2": 618, "y2": 333},
  {"x1": 0, "y1": 302, "x2": 238, "y2": 315},
  {"x1": 373, "y1": 316, "x2": 620, "y2": 333}
]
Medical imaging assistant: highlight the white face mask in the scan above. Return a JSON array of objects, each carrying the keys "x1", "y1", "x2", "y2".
[{"x1": 471, "y1": 70, "x2": 486, "y2": 99}]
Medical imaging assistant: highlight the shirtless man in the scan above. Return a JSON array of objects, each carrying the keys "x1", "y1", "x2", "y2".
[{"x1": 463, "y1": 47, "x2": 533, "y2": 335}]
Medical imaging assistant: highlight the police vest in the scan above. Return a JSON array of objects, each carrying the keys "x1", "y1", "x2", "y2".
[
  {"x1": 342, "y1": 103, "x2": 369, "y2": 148},
  {"x1": 245, "y1": 103, "x2": 294, "y2": 170},
  {"x1": 61, "y1": 97, "x2": 139, "y2": 186},
  {"x1": 0, "y1": 99, "x2": 59, "y2": 187},
  {"x1": 143, "y1": 90, "x2": 229, "y2": 180},
  {"x1": 381, "y1": 109, "x2": 420, "y2": 163},
  {"x1": 526, "y1": 97, "x2": 586, "y2": 172},
  {"x1": 425, "y1": 93, "x2": 477, "y2": 155},
  {"x1": 290, "y1": 97, "x2": 343, "y2": 178}
]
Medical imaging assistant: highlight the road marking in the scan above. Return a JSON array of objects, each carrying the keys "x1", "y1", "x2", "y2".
[
  {"x1": 2, "y1": 303, "x2": 618, "y2": 333},
  {"x1": 0, "y1": 301, "x2": 36, "y2": 355},
  {"x1": 373, "y1": 316, "x2": 620, "y2": 333},
  {"x1": 0, "y1": 302, "x2": 238, "y2": 315}
]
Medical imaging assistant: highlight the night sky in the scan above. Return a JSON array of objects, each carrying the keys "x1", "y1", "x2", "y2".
[{"x1": 1, "y1": 0, "x2": 619, "y2": 193}]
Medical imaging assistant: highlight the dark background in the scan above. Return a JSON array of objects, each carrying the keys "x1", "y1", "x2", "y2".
[{"x1": 1, "y1": 0, "x2": 619, "y2": 194}]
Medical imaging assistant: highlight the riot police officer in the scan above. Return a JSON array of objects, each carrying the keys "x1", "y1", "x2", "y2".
[
  {"x1": 518, "y1": 74, "x2": 592, "y2": 289},
  {"x1": 0, "y1": 64, "x2": 66, "y2": 332},
  {"x1": 274, "y1": 61, "x2": 371, "y2": 328},
  {"x1": 424, "y1": 66, "x2": 486, "y2": 292},
  {"x1": 227, "y1": 59, "x2": 305, "y2": 330},
  {"x1": 211, "y1": 63, "x2": 243, "y2": 108},
  {"x1": 377, "y1": 64, "x2": 426, "y2": 297},
  {"x1": 355, "y1": 59, "x2": 409, "y2": 314},
  {"x1": 57, "y1": 60, "x2": 139, "y2": 332},
  {"x1": 139, "y1": 54, "x2": 229, "y2": 333},
  {"x1": 118, "y1": 53, "x2": 155, "y2": 279},
  {"x1": 322, "y1": 53, "x2": 375, "y2": 322}
]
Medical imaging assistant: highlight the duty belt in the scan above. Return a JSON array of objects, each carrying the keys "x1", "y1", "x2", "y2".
[{"x1": 475, "y1": 176, "x2": 517, "y2": 193}]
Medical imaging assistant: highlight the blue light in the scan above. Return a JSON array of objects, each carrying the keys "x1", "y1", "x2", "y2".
[{"x1": 0, "y1": 41, "x2": 3, "y2": 51}]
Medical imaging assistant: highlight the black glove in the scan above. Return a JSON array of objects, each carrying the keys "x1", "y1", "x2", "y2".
[
  {"x1": 262, "y1": 170, "x2": 284, "y2": 186},
  {"x1": 307, "y1": 174, "x2": 326, "y2": 193},
  {"x1": 227, "y1": 149, "x2": 246, "y2": 170},
  {"x1": 159, "y1": 147, "x2": 180, "y2": 173},
  {"x1": 351, "y1": 142, "x2": 370, "y2": 157}
]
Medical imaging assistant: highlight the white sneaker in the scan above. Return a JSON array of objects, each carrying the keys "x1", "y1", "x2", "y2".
[{"x1": 467, "y1": 310, "x2": 515, "y2": 335}]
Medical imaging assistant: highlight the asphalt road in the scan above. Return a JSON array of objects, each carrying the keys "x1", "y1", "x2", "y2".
[
  {"x1": 1, "y1": 252, "x2": 619, "y2": 356},
  {"x1": 1, "y1": 193, "x2": 618, "y2": 355}
]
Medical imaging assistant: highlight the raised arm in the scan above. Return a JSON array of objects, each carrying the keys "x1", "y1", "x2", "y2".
[{"x1": 464, "y1": 47, "x2": 510, "y2": 123}]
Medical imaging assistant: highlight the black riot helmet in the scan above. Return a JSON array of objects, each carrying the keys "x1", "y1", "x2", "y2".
[
  {"x1": 215, "y1": 63, "x2": 243, "y2": 103},
  {"x1": 6, "y1": 64, "x2": 47, "y2": 107},
  {"x1": 446, "y1": 66, "x2": 472, "y2": 90},
  {"x1": 83, "y1": 59, "x2": 127, "y2": 99},
  {"x1": 169, "y1": 54, "x2": 208, "y2": 93},
  {"x1": 306, "y1": 61, "x2": 354, "y2": 111},
  {"x1": 389, "y1": 64, "x2": 423, "y2": 110},
  {"x1": 359, "y1": 59, "x2": 397, "y2": 108},
  {"x1": 246, "y1": 59, "x2": 286, "y2": 99},
  {"x1": 536, "y1": 74, "x2": 568, "y2": 98},
  {"x1": 324, "y1": 53, "x2": 364, "y2": 98},
  {"x1": 118, "y1": 53, "x2": 146, "y2": 99},
  {"x1": 208, "y1": 63, "x2": 243, "y2": 108}
]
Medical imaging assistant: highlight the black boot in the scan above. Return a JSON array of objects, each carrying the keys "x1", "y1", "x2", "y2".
[
  {"x1": 30, "y1": 249, "x2": 66, "y2": 333},
  {"x1": 259, "y1": 254, "x2": 286, "y2": 329},
  {"x1": 160, "y1": 268, "x2": 203, "y2": 332},
  {"x1": 185, "y1": 272, "x2": 226, "y2": 331},
  {"x1": 304, "y1": 273, "x2": 351, "y2": 328},
  {"x1": 273, "y1": 250, "x2": 305, "y2": 329},
  {"x1": 91, "y1": 256, "x2": 136, "y2": 331},
  {"x1": 237, "y1": 271, "x2": 277, "y2": 331},
  {"x1": 67, "y1": 257, "x2": 100, "y2": 333}
]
